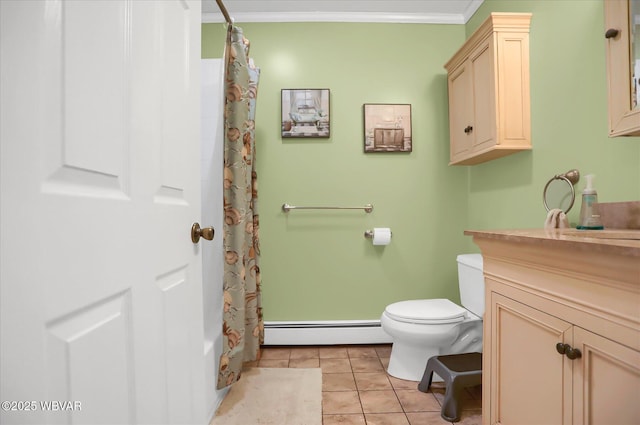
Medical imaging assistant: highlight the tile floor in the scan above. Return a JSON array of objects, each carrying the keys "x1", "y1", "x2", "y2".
[{"x1": 249, "y1": 344, "x2": 482, "y2": 425}]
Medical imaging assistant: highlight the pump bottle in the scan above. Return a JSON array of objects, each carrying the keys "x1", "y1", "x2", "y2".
[{"x1": 577, "y1": 174, "x2": 604, "y2": 230}]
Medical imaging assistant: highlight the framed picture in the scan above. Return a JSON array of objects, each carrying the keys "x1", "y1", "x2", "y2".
[
  {"x1": 363, "y1": 104, "x2": 412, "y2": 152},
  {"x1": 281, "y1": 89, "x2": 330, "y2": 138}
]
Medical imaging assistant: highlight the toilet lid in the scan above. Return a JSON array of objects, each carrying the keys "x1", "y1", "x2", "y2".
[{"x1": 384, "y1": 299, "x2": 467, "y2": 324}]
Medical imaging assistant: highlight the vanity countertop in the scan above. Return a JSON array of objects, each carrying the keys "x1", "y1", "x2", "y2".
[{"x1": 464, "y1": 228, "x2": 640, "y2": 257}]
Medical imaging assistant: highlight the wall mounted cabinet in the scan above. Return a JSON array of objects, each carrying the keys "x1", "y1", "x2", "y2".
[
  {"x1": 604, "y1": 0, "x2": 640, "y2": 137},
  {"x1": 467, "y1": 229, "x2": 640, "y2": 425},
  {"x1": 445, "y1": 13, "x2": 532, "y2": 165}
]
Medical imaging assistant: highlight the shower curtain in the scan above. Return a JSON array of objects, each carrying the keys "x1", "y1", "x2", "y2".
[{"x1": 217, "y1": 25, "x2": 262, "y2": 389}]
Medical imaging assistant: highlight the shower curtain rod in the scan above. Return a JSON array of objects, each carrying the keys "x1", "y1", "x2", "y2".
[{"x1": 215, "y1": 0, "x2": 233, "y2": 26}]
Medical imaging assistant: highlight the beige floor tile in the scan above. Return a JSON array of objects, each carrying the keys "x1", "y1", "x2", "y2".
[
  {"x1": 375, "y1": 345, "x2": 392, "y2": 357},
  {"x1": 322, "y1": 413, "x2": 366, "y2": 425},
  {"x1": 348, "y1": 346, "x2": 379, "y2": 358},
  {"x1": 460, "y1": 397, "x2": 481, "y2": 410},
  {"x1": 242, "y1": 360, "x2": 258, "y2": 368},
  {"x1": 257, "y1": 359, "x2": 288, "y2": 368},
  {"x1": 406, "y1": 411, "x2": 453, "y2": 425},
  {"x1": 364, "y1": 412, "x2": 410, "y2": 425},
  {"x1": 320, "y1": 358, "x2": 352, "y2": 373},
  {"x1": 359, "y1": 390, "x2": 403, "y2": 413},
  {"x1": 388, "y1": 375, "x2": 418, "y2": 390},
  {"x1": 319, "y1": 346, "x2": 349, "y2": 359},
  {"x1": 350, "y1": 357, "x2": 384, "y2": 372},
  {"x1": 289, "y1": 346, "x2": 319, "y2": 359},
  {"x1": 380, "y1": 357, "x2": 390, "y2": 370},
  {"x1": 456, "y1": 409, "x2": 481, "y2": 425},
  {"x1": 457, "y1": 386, "x2": 475, "y2": 401},
  {"x1": 258, "y1": 344, "x2": 481, "y2": 425},
  {"x1": 289, "y1": 358, "x2": 319, "y2": 368},
  {"x1": 395, "y1": 389, "x2": 441, "y2": 412},
  {"x1": 322, "y1": 391, "x2": 363, "y2": 415},
  {"x1": 466, "y1": 384, "x2": 482, "y2": 400},
  {"x1": 426, "y1": 386, "x2": 446, "y2": 406},
  {"x1": 353, "y1": 372, "x2": 392, "y2": 390},
  {"x1": 323, "y1": 373, "x2": 357, "y2": 391},
  {"x1": 259, "y1": 347, "x2": 290, "y2": 359}
]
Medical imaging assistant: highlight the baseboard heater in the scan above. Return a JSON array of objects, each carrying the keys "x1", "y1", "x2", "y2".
[{"x1": 263, "y1": 320, "x2": 392, "y2": 346}]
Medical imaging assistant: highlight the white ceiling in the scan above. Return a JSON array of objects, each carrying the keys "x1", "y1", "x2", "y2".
[{"x1": 202, "y1": 0, "x2": 484, "y2": 24}]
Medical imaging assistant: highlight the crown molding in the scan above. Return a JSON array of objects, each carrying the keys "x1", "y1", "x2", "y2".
[{"x1": 202, "y1": 4, "x2": 483, "y2": 25}]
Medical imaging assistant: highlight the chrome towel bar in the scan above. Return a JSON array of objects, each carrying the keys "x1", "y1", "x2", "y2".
[{"x1": 282, "y1": 203, "x2": 373, "y2": 213}]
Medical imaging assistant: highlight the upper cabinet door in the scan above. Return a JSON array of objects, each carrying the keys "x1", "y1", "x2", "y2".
[
  {"x1": 604, "y1": 0, "x2": 640, "y2": 137},
  {"x1": 448, "y1": 61, "x2": 475, "y2": 160}
]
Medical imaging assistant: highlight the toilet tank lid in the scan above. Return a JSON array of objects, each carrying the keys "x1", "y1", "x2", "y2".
[
  {"x1": 385, "y1": 299, "x2": 467, "y2": 323},
  {"x1": 456, "y1": 253, "x2": 483, "y2": 270}
]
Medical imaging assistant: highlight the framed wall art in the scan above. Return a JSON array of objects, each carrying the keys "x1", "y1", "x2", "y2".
[
  {"x1": 363, "y1": 103, "x2": 412, "y2": 152},
  {"x1": 281, "y1": 89, "x2": 330, "y2": 138}
]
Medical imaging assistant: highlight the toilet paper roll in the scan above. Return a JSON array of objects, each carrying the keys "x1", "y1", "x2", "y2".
[{"x1": 372, "y1": 227, "x2": 392, "y2": 245}]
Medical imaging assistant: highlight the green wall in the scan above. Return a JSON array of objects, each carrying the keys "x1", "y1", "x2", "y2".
[
  {"x1": 465, "y1": 0, "x2": 640, "y2": 230},
  {"x1": 202, "y1": 0, "x2": 640, "y2": 321}
]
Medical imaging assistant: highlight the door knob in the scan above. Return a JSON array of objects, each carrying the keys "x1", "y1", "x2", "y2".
[{"x1": 191, "y1": 223, "x2": 214, "y2": 243}]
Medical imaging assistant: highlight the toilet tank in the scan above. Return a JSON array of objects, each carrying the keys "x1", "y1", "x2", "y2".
[{"x1": 457, "y1": 254, "x2": 484, "y2": 317}]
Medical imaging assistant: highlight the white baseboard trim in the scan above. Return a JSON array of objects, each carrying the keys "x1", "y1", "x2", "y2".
[{"x1": 263, "y1": 320, "x2": 392, "y2": 346}]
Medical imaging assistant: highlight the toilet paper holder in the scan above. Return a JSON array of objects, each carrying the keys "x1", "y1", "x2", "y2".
[{"x1": 364, "y1": 229, "x2": 392, "y2": 239}]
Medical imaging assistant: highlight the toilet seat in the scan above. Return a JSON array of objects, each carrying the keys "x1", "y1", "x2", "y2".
[{"x1": 384, "y1": 299, "x2": 467, "y2": 325}]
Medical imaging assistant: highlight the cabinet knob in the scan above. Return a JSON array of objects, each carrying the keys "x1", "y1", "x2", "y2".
[
  {"x1": 605, "y1": 28, "x2": 619, "y2": 39},
  {"x1": 556, "y1": 342, "x2": 569, "y2": 354},
  {"x1": 555, "y1": 342, "x2": 581, "y2": 360},
  {"x1": 464, "y1": 125, "x2": 474, "y2": 134},
  {"x1": 565, "y1": 347, "x2": 582, "y2": 360}
]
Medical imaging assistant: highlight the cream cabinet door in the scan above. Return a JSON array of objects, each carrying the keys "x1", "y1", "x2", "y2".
[
  {"x1": 490, "y1": 293, "x2": 572, "y2": 425},
  {"x1": 448, "y1": 61, "x2": 474, "y2": 162},
  {"x1": 572, "y1": 327, "x2": 640, "y2": 424},
  {"x1": 469, "y1": 38, "x2": 496, "y2": 153},
  {"x1": 448, "y1": 38, "x2": 495, "y2": 164}
]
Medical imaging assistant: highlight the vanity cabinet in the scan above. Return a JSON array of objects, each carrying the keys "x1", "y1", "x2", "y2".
[
  {"x1": 489, "y1": 286, "x2": 640, "y2": 425},
  {"x1": 445, "y1": 13, "x2": 532, "y2": 165},
  {"x1": 466, "y1": 229, "x2": 640, "y2": 425},
  {"x1": 604, "y1": 0, "x2": 640, "y2": 137}
]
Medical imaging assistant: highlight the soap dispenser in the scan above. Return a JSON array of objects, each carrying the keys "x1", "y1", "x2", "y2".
[{"x1": 577, "y1": 174, "x2": 604, "y2": 230}]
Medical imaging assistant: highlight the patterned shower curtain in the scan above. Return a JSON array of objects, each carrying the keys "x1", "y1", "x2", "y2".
[{"x1": 217, "y1": 25, "x2": 262, "y2": 389}]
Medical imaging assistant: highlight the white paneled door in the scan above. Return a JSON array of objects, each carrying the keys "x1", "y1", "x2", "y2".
[{"x1": 1, "y1": 1, "x2": 206, "y2": 424}]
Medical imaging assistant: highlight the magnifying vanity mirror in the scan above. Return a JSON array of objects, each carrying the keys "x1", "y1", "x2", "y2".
[
  {"x1": 543, "y1": 169, "x2": 580, "y2": 213},
  {"x1": 604, "y1": 0, "x2": 640, "y2": 136}
]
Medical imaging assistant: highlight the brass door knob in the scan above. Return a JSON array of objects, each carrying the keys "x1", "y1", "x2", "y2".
[{"x1": 191, "y1": 223, "x2": 214, "y2": 243}]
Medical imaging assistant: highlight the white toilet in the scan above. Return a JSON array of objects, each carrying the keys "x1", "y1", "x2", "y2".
[{"x1": 380, "y1": 254, "x2": 484, "y2": 381}]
